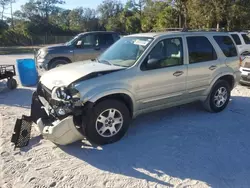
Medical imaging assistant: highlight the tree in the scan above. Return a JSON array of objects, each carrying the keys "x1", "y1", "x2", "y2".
[
  {"x1": 21, "y1": 0, "x2": 64, "y2": 24},
  {"x1": 67, "y1": 7, "x2": 98, "y2": 32},
  {"x1": 0, "y1": 0, "x2": 11, "y2": 20},
  {"x1": 156, "y1": 6, "x2": 178, "y2": 29},
  {"x1": 172, "y1": 0, "x2": 188, "y2": 28},
  {"x1": 97, "y1": 0, "x2": 123, "y2": 27},
  {"x1": 141, "y1": 0, "x2": 169, "y2": 31}
]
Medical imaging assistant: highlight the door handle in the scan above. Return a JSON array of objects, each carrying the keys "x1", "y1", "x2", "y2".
[
  {"x1": 209, "y1": 65, "x2": 217, "y2": 70},
  {"x1": 173, "y1": 71, "x2": 184, "y2": 77}
]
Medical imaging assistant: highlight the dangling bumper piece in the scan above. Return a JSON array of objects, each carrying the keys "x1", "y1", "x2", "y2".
[{"x1": 11, "y1": 91, "x2": 84, "y2": 148}]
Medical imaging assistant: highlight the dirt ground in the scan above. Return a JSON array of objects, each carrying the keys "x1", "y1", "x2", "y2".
[{"x1": 1, "y1": 55, "x2": 250, "y2": 188}]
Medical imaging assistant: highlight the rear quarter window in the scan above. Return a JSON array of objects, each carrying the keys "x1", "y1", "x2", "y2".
[{"x1": 213, "y1": 36, "x2": 238, "y2": 57}]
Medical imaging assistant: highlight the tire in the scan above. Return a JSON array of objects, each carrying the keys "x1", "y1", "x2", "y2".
[
  {"x1": 203, "y1": 80, "x2": 231, "y2": 113},
  {"x1": 83, "y1": 99, "x2": 131, "y2": 145},
  {"x1": 7, "y1": 78, "x2": 17, "y2": 90},
  {"x1": 48, "y1": 59, "x2": 69, "y2": 70}
]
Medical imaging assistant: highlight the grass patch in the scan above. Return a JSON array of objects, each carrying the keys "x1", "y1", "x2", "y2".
[{"x1": 0, "y1": 46, "x2": 43, "y2": 55}]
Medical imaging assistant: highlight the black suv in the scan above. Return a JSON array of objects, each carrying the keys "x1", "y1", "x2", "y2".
[{"x1": 35, "y1": 31, "x2": 120, "y2": 71}]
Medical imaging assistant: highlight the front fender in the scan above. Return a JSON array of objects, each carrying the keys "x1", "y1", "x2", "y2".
[
  {"x1": 79, "y1": 84, "x2": 137, "y2": 114},
  {"x1": 89, "y1": 88, "x2": 135, "y2": 103}
]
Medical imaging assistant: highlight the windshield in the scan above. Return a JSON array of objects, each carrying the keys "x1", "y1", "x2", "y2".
[
  {"x1": 65, "y1": 35, "x2": 80, "y2": 46},
  {"x1": 98, "y1": 36, "x2": 153, "y2": 67}
]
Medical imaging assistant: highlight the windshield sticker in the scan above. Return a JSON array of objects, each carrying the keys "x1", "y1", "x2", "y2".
[{"x1": 134, "y1": 40, "x2": 149, "y2": 46}]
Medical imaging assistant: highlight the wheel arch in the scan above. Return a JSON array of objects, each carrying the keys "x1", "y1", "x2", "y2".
[
  {"x1": 48, "y1": 57, "x2": 71, "y2": 69},
  {"x1": 218, "y1": 74, "x2": 235, "y2": 90},
  {"x1": 202, "y1": 73, "x2": 235, "y2": 101},
  {"x1": 90, "y1": 92, "x2": 135, "y2": 118}
]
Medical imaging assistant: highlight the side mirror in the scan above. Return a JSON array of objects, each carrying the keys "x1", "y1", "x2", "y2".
[
  {"x1": 147, "y1": 58, "x2": 159, "y2": 69},
  {"x1": 76, "y1": 40, "x2": 82, "y2": 47},
  {"x1": 94, "y1": 40, "x2": 100, "y2": 50}
]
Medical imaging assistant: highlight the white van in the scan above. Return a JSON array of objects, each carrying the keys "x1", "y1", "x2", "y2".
[{"x1": 230, "y1": 32, "x2": 250, "y2": 55}]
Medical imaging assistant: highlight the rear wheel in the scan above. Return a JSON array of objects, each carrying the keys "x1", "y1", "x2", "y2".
[
  {"x1": 83, "y1": 99, "x2": 131, "y2": 145},
  {"x1": 203, "y1": 80, "x2": 231, "y2": 113}
]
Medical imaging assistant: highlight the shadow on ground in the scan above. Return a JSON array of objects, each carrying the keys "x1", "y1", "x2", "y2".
[
  {"x1": 0, "y1": 86, "x2": 35, "y2": 108},
  {"x1": 60, "y1": 96, "x2": 250, "y2": 188}
]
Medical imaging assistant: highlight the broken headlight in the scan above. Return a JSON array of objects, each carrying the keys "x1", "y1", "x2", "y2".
[
  {"x1": 50, "y1": 86, "x2": 82, "y2": 117},
  {"x1": 51, "y1": 86, "x2": 71, "y2": 101},
  {"x1": 51, "y1": 86, "x2": 80, "y2": 101}
]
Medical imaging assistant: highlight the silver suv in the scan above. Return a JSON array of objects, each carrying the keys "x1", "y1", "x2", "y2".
[{"x1": 14, "y1": 31, "x2": 241, "y2": 146}]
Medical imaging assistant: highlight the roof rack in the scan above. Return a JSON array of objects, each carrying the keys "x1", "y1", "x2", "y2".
[
  {"x1": 149, "y1": 27, "x2": 250, "y2": 33},
  {"x1": 149, "y1": 27, "x2": 224, "y2": 32},
  {"x1": 150, "y1": 28, "x2": 184, "y2": 32}
]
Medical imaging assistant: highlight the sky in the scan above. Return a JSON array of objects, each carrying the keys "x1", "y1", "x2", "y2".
[{"x1": 10, "y1": 0, "x2": 127, "y2": 12}]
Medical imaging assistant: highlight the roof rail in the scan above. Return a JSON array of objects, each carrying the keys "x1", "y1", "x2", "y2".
[
  {"x1": 150, "y1": 28, "x2": 183, "y2": 32},
  {"x1": 149, "y1": 27, "x2": 225, "y2": 32}
]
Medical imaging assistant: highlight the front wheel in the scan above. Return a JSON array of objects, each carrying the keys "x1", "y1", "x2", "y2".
[
  {"x1": 203, "y1": 80, "x2": 231, "y2": 113},
  {"x1": 83, "y1": 99, "x2": 131, "y2": 145},
  {"x1": 48, "y1": 59, "x2": 69, "y2": 70},
  {"x1": 7, "y1": 78, "x2": 17, "y2": 90}
]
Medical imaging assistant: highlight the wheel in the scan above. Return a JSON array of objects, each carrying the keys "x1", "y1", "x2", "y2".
[
  {"x1": 48, "y1": 59, "x2": 69, "y2": 70},
  {"x1": 203, "y1": 80, "x2": 231, "y2": 113},
  {"x1": 83, "y1": 99, "x2": 131, "y2": 145},
  {"x1": 241, "y1": 51, "x2": 250, "y2": 56},
  {"x1": 7, "y1": 78, "x2": 17, "y2": 90}
]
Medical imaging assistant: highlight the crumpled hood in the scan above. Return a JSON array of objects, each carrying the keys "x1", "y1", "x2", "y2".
[{"x1": 40, "y1": 60, "x2": 125, "y2": 90}]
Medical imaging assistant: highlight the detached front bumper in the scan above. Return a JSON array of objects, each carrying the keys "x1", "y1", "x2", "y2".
[{"x1": 11, "y1": 92, "x2": 84, "y2": 148}]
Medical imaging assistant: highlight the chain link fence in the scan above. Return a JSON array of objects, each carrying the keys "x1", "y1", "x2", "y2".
[{"x1": 30, "y1": 35, "x2": 74, "y2": 45}]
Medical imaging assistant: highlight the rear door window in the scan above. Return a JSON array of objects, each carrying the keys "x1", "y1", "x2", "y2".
[
  {"x1": 213, "y1": 36, "x2": 238, "y2": 57},
  {"x1": 187, "y1": 36, "x2": 217, "y2": 64},
  {"x1": 230, "y1": 34, "x2": 242, "y2": 45},
  {"x1": 242, "y1": 34, "x2": 250, "y2": 44},
  {"x1": 98, "y1": 33, "x2": 115, "y2": 47}
]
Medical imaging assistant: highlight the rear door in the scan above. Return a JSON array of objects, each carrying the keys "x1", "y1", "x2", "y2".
[{"x1": 186, "y1": 35, "x2": 220, "y2": 98}]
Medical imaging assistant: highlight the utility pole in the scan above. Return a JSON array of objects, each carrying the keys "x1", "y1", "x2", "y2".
[{"x1": 10, "y1": 0, "x2": 13, "y2": 28}]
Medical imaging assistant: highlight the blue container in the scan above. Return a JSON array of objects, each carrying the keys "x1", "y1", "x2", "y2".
[{"x1": 16, "y1": 58, "x2": 38, "y2": 86}]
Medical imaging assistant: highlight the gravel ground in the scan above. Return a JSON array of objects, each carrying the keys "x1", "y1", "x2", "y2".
[{"x1": 1, "y1": 55, "x2": 250, "y2": 188}]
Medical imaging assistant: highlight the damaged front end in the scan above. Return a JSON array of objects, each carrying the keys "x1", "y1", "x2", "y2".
[{"x1": 11, "y1": 82, "x2": 86, "y2": 148}]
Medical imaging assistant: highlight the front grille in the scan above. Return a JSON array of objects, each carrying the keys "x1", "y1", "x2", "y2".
[
  {"x1": 37, "y1": 82, "x2": 52, "y2": 102},
  {"x1": 244, "y1": 62, "x2": 250, "y2": 68},
  {"x1": 242, "y1": 76, "x2": 250, "y2": 81},
  {"x1": 243, "y1": 69, "x2": 250, "y2": 72}
]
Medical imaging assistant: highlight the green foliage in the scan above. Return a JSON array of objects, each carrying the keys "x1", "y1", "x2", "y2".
[{"x1": 2, "y1": 0, "x2": 250, "y2": 46}]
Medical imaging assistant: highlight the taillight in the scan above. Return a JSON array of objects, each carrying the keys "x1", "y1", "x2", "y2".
[{"x1": 239, "y1": 56, "x2": 243, "y2": 68}]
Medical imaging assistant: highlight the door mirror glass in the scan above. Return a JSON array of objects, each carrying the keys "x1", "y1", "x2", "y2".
[{"x1": 76, "y1": 40, "x2": 82, "y2": 46}]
